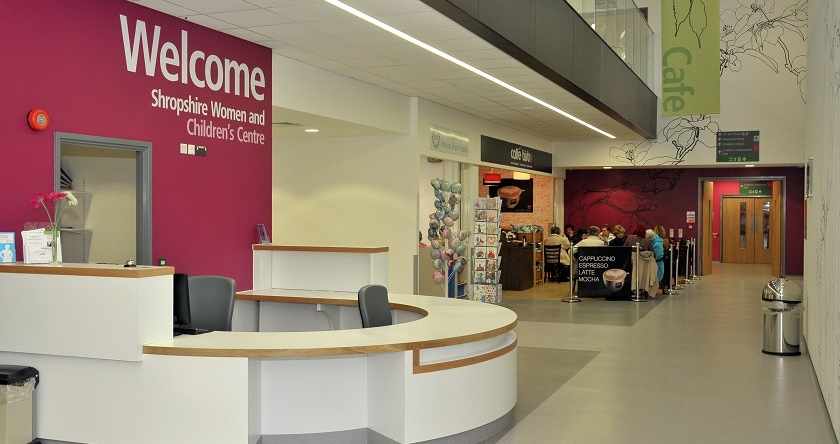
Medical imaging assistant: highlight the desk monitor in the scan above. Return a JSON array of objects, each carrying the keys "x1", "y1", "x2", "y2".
[
  {"x1": 173, "y1": 273, "x2": 191, "y2": 327},
  {"x1": 172, "y1": 272, "x2": 211, "y2": 335}
]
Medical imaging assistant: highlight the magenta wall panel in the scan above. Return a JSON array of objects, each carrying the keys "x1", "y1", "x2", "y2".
[
  {"x1": 0, "y1": 0, "x2": 272, "y2": 288},
  {"x1": 565, "y1": 167, "x2": 804, "y2": 275}
]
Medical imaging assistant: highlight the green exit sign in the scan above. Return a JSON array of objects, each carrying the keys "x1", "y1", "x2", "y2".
[{"x1": 740, "y1": 181, "x2": 772, "y2": 196}]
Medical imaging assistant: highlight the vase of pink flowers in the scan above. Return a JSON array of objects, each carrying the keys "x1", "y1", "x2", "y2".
[{"x1": 30, "y1": 191, "x2": 78, "y2": 263}]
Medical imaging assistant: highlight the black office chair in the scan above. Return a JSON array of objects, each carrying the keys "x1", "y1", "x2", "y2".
[
  {"x1": 358, "y1": 284, "x2": 393, "y2": 328},
  {"x1": 188, "y1": 275, "x2": 236, "y2": 331}
]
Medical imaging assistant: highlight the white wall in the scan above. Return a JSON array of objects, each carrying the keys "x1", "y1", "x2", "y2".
[
  {"x1": 60, "y1": 147, "x2": 136, "y2": 263},
  {"x1": 272, "y1": 134, "x2": 418, "y2": 294},
  {"x1": 554, "y1": 0, "x2": 808, "y2": 168},
  {"x1": 415, "y1": 98, "x2": 552, "y2": 165},
  {"x1": 273, "y1": 54, "x2": 411, "y2": 134},
  {"x1": 804, "y1": 0, "x2": 840, "y2": 436}
]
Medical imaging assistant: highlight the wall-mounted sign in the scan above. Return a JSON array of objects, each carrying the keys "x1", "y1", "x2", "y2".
[
  {"x1": 686, "y1": 211, "x2": 696, "y2": 223},
  {"x1": 716, "y1": 131, "x2": 759, "y2": 162},
  {"x1": 661, "y1": 0, "x2": 720, "y2": 116},
  {"x1": 740, "y1": 180, "x2": 772, "y2": 196},
  {"x1": 430, "y1": 126, "x2": 469, "y2": 157},
  {"x1": 480, "y1": 136, "x2": 552, "y2": 173},
  {"x1": 488, "y1": 178, "x2": 533, "y2": 213}
]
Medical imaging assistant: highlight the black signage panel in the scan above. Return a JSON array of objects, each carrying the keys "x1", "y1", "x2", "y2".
[
  {"x1": 576, "y1": 246, "x2": 633, "y2": 299},
  {"x1": 481, "y1": 135, "x2": 552, "y2": 173},
  {"x1": 716, "y1": 131, "x2": 759, "y2": 162}
]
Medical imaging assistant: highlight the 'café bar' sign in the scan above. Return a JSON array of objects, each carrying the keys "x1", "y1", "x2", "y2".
[{"x1": 481, "y1": 136, "x2": 552, "y2": 173}]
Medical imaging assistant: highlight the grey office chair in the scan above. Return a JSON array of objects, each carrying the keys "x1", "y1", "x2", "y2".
[
  {"x1": 187, "y1": 275, "x2": 236, "y2": 331},
  {"x1": 358, "y1": 284, "x2": 393, "y2": 328}
]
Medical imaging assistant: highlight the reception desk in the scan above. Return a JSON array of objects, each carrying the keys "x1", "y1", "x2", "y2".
[{"x1": 0, "y1": 249, "x2": 518, "y2": 444}]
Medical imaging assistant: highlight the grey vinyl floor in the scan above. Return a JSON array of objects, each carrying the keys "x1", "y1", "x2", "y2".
[{"x1": 480, "y1": 262, "x2": 837, "y2": 444}]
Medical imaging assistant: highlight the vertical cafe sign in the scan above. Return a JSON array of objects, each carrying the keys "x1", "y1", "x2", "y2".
[
  {"x1": 661, "y1": 0, "x2": 720, "y2": 116},
  {"x1": 119, "y1": 14, "x2": 269, "y2": 146}
]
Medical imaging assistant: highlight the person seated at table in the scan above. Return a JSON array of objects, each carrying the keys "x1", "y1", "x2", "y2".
[
  {"x1": 624, "y1": 224, "x2": 652, "y2": 251},
  {"x1": 649, "y1": 229, "x2": 665, "y2": 283},
  {"x1": 574, "y1": 226, "x2": 606, "y2": 252},
  {"x1": 609, "y1": 224, "x2": 627, "y2": 246},
  {"x1": 565, "y1": 224, "x2": 581, "y2": 244},
  {"x1": 653, "y1": 225, "x2": 671, "y2": 289},
  {"x1": 544, "y1": 226, "x2": 571, "y2": 281},
  {"x1": 599, "y1": 224, "x2": 614, "y2": 244},
  {"x1": 573, "y1": 227, "x2": 588, "y2": 245}
]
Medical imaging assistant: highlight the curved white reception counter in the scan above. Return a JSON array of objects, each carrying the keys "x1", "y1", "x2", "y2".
[{"x1": 0, "y1": 246, "x2": 517, "y2": 444}]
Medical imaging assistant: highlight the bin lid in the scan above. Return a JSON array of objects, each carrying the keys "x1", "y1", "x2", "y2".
[
  {"x1": 0, "y1": 365, "x2": 39, "y2": 387},
  {"x1": 762, "y1": 279, "x2": 802, "y2": 303}
]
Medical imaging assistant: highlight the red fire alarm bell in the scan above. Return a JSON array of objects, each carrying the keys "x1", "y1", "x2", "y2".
[{"x1": 27, "y1": 109, "x2": 49, "y2": 131}]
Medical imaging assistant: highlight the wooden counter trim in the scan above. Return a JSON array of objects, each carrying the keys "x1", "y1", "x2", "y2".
[
  {"x1": 252, "y1": 245, "x2": 389, "y2": 253},
  {"x1": 142, "y1": 320, "x2": 517, "y2": 358},
  {"x1": 143, "y1": 343, "x2": 412, "y2": 358},
  {"x1": 412, "y1": 338, "x2": 518, "y2": 374},
  {"x1": 0, "y1": 263, "x2": 174, "y2": 278}
]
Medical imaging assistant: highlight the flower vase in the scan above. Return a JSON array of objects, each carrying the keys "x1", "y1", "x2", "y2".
[{"x1": 50, "y1": 225, "x2": 61, "y2": 264}]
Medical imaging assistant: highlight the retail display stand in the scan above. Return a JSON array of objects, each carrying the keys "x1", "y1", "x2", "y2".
[{"x1": 470, "y1": 197, "x2": 502, "y2": 303}]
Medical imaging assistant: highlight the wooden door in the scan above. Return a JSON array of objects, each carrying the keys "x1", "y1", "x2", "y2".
[
  {"x1": 771, "y1": 181, "x2": 782, "y2": 276},
  {"x1": 722, "y1": 197, "x2": 774, "y2": 264},
  {"x1": 701, "y1": 181, "x2": 714, "y2": 275}
]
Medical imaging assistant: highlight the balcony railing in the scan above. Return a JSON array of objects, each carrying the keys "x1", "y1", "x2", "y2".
[{"x1": 566, "y1": 0, "x2": 655, "y2": 90}]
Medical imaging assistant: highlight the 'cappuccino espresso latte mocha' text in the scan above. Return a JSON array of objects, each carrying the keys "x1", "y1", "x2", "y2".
[{"x1": 577, "y1": 256, "x2": 616, "y2": 282}]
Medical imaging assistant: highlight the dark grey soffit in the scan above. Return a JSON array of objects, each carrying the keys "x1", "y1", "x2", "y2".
[{"x1": 421, "y1": 0, "x2": 658, "y2": 139}]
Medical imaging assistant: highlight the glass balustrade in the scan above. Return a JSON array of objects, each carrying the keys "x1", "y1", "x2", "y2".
[{"x1": 567, "y1": 0, "x2": 654, "y2": 89}]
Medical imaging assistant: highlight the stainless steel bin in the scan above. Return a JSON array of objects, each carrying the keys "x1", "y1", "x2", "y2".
[
  {"x1": 762, "y1": 279, "x2": 802, "y2": 356},
  {"x1": 0, "y1": 365, "x2": 39, "y2": 444}
]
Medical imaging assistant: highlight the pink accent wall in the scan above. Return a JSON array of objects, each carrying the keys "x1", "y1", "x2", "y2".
[
  {"x1": 0, "y1": 1, "x2": 272, "y2": 289},
  {"x1": 565, "y1": 167, "x2": 804, "y2": 275},
  {"x1": 710, "y1": 181, "x2": 742, "y2": 260}
]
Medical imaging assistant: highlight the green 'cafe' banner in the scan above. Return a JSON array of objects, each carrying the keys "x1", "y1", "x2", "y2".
[{"x1": 661, "y1": 0, "x2": 720, "y2": 116}]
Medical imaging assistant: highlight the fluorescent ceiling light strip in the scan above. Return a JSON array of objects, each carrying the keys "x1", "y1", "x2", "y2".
[{"x1": 323, "y1": 0, "x2": 616, "y2": 139}]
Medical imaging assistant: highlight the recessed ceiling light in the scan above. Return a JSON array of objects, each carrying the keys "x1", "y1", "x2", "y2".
[
  {"x1": 745, "y1": 164, "x2": 755, "y2": 167},
  {"x1": 304, "y1": 128, "x2": 320, "y2": 133},
  {"x1": 603, "y1": 166, "x2": 613, "y2": 169},
  {"x1": 324, "y1": 0, "x2": 616, "y2": 139}
]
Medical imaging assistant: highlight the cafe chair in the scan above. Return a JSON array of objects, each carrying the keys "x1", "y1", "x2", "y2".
[
  {"x1": 543, "y1": 244, "x2": 561, "y2": 282},
  {"x1": 358, "y1": 284, "x2": 393, "y2": 328},
  {"x1": 188, "y1": 275, "x2": 236, "y2": 331}
]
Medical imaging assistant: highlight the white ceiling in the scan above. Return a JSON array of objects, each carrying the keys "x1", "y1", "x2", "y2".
[{"x1": 131, "y1": 0, "x2": 643, "y2": 141}]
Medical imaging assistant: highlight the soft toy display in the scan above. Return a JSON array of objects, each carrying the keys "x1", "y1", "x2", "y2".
[{"x1": 428, "y1": 178, "x2": 469, "y2": 286}]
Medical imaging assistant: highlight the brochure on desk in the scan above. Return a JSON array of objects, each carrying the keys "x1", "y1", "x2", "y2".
[
  {"x1": 20, "y1": 229, "x2": 57, "y2": 264},
  {"x1": 471, "y1": 197, "x2": 502, "y2": 303},
  {"x1": 0, "y1": 232, "x2": 15, "y2": 263}
]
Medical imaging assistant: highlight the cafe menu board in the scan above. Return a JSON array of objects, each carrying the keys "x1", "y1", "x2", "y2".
[
  {"x1": 576, "y1": 246, "x2": 633, "y2": 299},
  {"x1": 471, "y1": 197, "x2": 502, "y2": 303}
]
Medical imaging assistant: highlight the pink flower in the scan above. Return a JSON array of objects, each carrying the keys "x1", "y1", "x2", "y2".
[
  {"x1": 29, "y1": 193, "x2": 47, "y2": 209},
  {"x1": 29, "y1": 191, "x2": 76, "y2": 229},
  {"x1": 46, "y1": 192, "x2": 67, "y2": 202}
]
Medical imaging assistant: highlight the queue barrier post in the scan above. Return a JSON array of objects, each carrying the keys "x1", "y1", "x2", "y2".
[
  {"x1": 562, "y1": 242, "x2": 581, "y2": 303},
  {"x1": 673, "y1": 240, "x2": 684, "y2": 290},
  {"x1": 691, "y1": 238, "x2": 702, "y2": 280},
  {"x1": 665, "y1": 243, "x2": 678, "y2": 295},
  {"x1": 683, "y1": 239, "x2": 694, "y2": 285}
]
